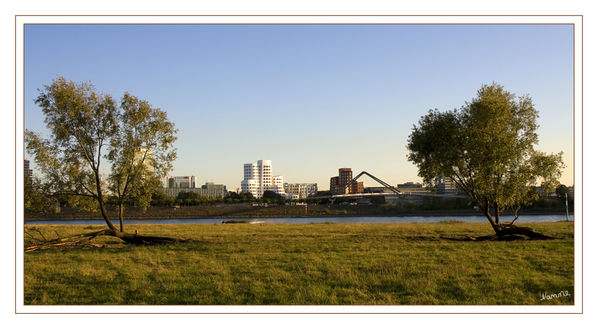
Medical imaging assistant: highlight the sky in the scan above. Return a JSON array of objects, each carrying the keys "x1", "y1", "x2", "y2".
[{"x1": 24, "y1": 24, "x2": 574, "y2": 190}]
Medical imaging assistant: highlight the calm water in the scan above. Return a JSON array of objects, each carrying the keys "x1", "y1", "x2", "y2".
[{"x1": 25, "y1": 214, "x2": 572, "y2": 225}]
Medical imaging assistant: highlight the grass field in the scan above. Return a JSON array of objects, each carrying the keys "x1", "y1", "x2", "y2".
[{"x1": 24, "y1": 222, "x2": 574, "y2": 305}]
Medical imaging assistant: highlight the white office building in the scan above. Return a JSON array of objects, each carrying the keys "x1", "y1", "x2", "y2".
[
  {"x1": 241, "y1": 160, "x2": 285, "y2": 198},
  {"x1": 284, "y1": 183, "x2": 318, "y2": 199},
  {"x1": 272, "y1": 175, "x2": 285, "y2": 194}
]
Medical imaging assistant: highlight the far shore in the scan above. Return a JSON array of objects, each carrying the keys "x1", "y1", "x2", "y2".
[{"x1": 24, "y1": 207, "x2": 571, "y2": 222}]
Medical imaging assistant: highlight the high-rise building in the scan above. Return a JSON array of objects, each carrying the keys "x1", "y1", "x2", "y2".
[
  {"x1": 241, "y1": 160, "x2": 284, "y2": 198},
  {"x1": 167, "y1": 176, "x2": 196, "y2": 188},
  {"x1": 24, "y1": 159, "x2": 33, "y2": 186},
  {"x1": 351, "y1": 181, "x2": 364, "y2": 194},
  {"x1": 330, "y1": 168, "x2": 362, "y2": 194},
  {"x1": 338, "y1": 168, "x2": 352, "y2": 193},
  {"x1": 272, "y1": 175, "x2": 285, "y2": 195}
]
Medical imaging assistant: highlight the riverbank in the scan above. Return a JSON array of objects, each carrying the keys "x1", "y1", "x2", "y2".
[
  {"x1": 24, "y1": 222, "x2": 574, "y2": 305},
  {"x1": 24, "y1": 203, "x2": 571, "y2": 221}
]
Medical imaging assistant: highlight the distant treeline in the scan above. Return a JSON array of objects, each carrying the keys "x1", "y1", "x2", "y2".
[
  {"x1": 25, "y1": 182, "x2": 572, "y2": 217},
  {"x1": 148, "y1": 190, "x2": 325, "y2": 207}
]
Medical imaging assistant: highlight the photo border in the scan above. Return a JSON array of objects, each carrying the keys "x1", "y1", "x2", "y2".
[{"x1": 15, "y1": 14, "x2": 583, "y2": 314}]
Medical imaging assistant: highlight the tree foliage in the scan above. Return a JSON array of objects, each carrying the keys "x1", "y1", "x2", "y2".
[
  {"x1": 262, "y1": 190, "x2": 283, "y2": 202},
  {"x1": 407, "y1": 83, "x2": 564, "y2": 232},
  {"x1": 24, "y1": 177, "x2": 58, "y2": 214},
  {"x1": 108, "y1": 92, "x2": 177, "y2": 230},
  {"x1": 224, "y1": 192, "x2": 255, "y2": 203},
  {"x1": 25, "y1": 77, "x2": 177, "y2": 233},
  {"x1": 555, "y1": 184, "x2": 570, "y2": 200},
  {"x1": 174, "y1": 191, "x2": 211, "y2": 206}
]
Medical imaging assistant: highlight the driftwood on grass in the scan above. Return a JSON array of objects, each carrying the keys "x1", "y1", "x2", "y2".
[
  {"x1": 109, "y1": 230, "x2": 184, "y2": 245},
  {"x1": 24, "y1": 229, "x2": 112, "y2": 253},
  {"x1": 24, "y1": 228, "x2": 186, "y2": 253}
]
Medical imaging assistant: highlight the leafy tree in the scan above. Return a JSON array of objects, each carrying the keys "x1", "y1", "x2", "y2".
[
  {"x1": 262, "y1": 190, "x2": 283, "y2": 203},
  {"x1": 25, "y1": 77, "x2": 178, "y2": 243},
  {"x1": 239, "y1": 192, "x2": 256, "y2": 202},
  {"x1": 555, "y1": 184, "x2": 570, "y2": 200},
  {"x1": 175, "y1": 191, "x2": 209, "y2": 206},
  {"x1": 225, "y1": 191, "x2": 239, "y2": 200},
  {"x1": 108, "y1": 92, "x2": 177, "y2": 231},
  {"x1": 407, "y1": 83, "x2": 564, "y2": 237},
  {"x1": 24, "y1": 177, "x2": 58, "y2": 214},
  {"x1": 60, "y1": 194, "x2": 99, "y2": 212},
  {"x1": 224, "y1": 191, "x2": 255, "y2": 203},
  {"x1": 150, "y1": 189, "x2": 174, "y2": 206}
]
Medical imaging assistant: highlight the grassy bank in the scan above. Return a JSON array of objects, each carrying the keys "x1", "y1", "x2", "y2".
[{"x1": 24, "y1": 222, "x2": 574, "y2": 305}]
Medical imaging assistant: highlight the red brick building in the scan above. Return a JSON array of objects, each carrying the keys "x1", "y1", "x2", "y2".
[{"x1": 330, "y1": 168, "x2": 363, "y2": 194}]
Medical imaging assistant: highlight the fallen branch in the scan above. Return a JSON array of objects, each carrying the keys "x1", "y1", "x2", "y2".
[
  {"x1": 25, "y1": 229, "x2": 188, "y2": 253},
  {"x1": 25, "y1": 229, "x2": 113, "y2": 252},
  {"x1": 24, "y1": 227, "x2": 49, "y2": 242},
  {"x1": 110, "y1": 230, "x2": 184, "y2": 245}
]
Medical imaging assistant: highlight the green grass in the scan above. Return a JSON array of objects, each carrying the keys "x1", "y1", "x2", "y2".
[{"x1": 24, "y1": 222, "x2": 574, "y2": 305}]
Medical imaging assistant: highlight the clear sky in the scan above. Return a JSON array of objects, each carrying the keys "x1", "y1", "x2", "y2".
[{"x1": 24, "y1": 24, "x2": 574, "y2": 190}]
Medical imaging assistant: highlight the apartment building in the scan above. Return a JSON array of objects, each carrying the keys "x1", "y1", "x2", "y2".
[
  {"x1": 241, "y1": 160, "x2": 284, "y2": 198},
  {"x1": 330, "y1": 168, "x2": 363, "y2": 194},
  {"x1": 284, "y1": 183, "x2": 318, "y2": 199}
]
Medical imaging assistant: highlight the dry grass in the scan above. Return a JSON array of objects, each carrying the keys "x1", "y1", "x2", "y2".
[{"x1": 24, "y1": 222, "x2": 574, "y2": 305}]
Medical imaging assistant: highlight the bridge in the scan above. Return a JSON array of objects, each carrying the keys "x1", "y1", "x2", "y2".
[
  {"x1": 351, "y1": 171, "x2": 402, "y2": 195},
  {"x1": 308, "y1": 171, "x2": 467, "y2": 200}
]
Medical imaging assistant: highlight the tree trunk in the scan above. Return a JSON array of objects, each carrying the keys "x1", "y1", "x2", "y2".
[
  {"x1": 481, "y1": 204, "x2": 500, "y2": 234},
  {"x1": 494, "y1": 224, "x2": 555, "y2": 240},
  {"x1": 479, "y1": 204, "x2": 552, "y2": 239},
  {"x1": 119, "y1": 203, "x2": 125, "y2": 232},
  {"x1": 97, "y1": 196, "x2": 116, "y2": 231},
  {"x1": 494, "y1": 204, "x2": 500, "y2": 225},
  {"x1": 94, "y1": 168, "x2": 117, "y2": 232}
]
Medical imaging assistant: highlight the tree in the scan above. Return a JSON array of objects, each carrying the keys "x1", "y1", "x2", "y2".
[
  {"x1": 223, "y1": 191, "x2": 255, "y2": 203},
  {"x1": 262, "y1": 190, "x2": 283, "y2": 203},
  {"x1": 407, "y1": 83, "x2": 564, "y2": 238},
  {"x1": 24, "y1": 177, "x2": 58, "y2": 214},
  {"x1": 555, "y1": 184, "x2": 570, "y2": 200},
  {"x1": 108, "y1": 92, "x2": 177, "y2": 231},
  {"x1": 25, "y1": 77, "x2": 178, "y2": 244},
  {"x1": 150, "y1": 189, "x2": 174, "y2": 206},
  {"x1": 175, "y1": 191, "x2": 209, "y2": 206}
]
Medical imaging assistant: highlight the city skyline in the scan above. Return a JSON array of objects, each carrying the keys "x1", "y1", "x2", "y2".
[{"x1": 24, "y1": 24, "x2": 574, "y2": 189}]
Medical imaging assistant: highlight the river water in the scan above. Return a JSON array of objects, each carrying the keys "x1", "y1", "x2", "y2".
[{"x1": 25, "y1": 214, "x2": 572, "y2": 225}]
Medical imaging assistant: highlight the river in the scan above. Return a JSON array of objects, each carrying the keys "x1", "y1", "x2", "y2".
[{"x1": 24, "y1": 214, "x2": 572, "y2": 225}]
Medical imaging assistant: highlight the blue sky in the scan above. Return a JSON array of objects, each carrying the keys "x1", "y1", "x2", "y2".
[{"x1": 24, "y1": 24, "x2": 574, "y2": 189}]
